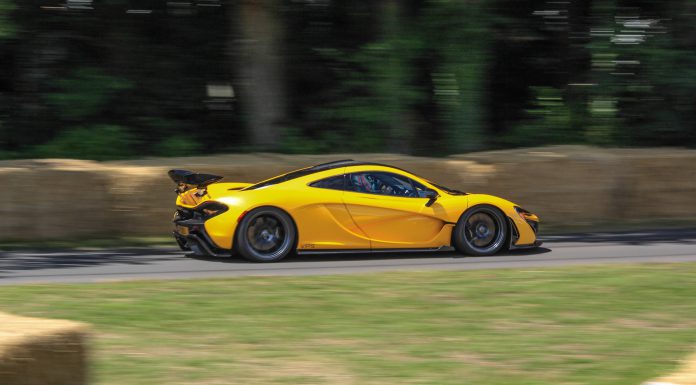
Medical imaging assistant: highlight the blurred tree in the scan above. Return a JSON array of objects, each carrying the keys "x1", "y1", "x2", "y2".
[
  {"x1": 33, "y1": 125, "x2": 135, "y2": 160},
  {"x1": 310, "y1": 1, "x2": 421, "y2": 153},
  {"x1": 585, "y1": 0, "x2": 624, "y2": 145},
  {"x1": 235, "y1": 0, "x2": 286, "y2": 150},
  {"x1": 1, "y1": 0, "x2": 695, "y2": 160},
  {"x1": 500, "y1": 87, "x2": 576, "y2": 146},
  {"x1": 422, "y1": 0, "x2": 490, "y2": 153},
  {"x1": 155, "y1": 135, "x2": 203, "y2": 157},
  {"x1": 2, "y1": 0, "x2": 234, "y2": 158},
  {"x1": 0, "y1": 0, "x2": 16, "y2": 159},
  {"x1": 45, "y1": 68, "x2": 132, "y2": 121},
  {"x1": 613, "y1": 0, "x2": 696, "y2": 146},
  {"x1": 584, "y1": 0, "x2": 696, "y2": 147},
  {"x1": 486, "y1": 0, "x2": 591, "y2": 147},
  {"x1": 0, "y1": 0, "x2": 16, "y2": 156},
  {"x1": 282, "y1": 0, "x2": 492, "y2": 155},
  {"x1": 0, "y1": 0, "x2": 15, "y2": 39},
  {"x1": 281, "y1": 0, "x2": 385, "y2": 153}
]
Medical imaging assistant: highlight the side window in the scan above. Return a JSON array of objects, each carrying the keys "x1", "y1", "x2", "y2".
[
  {"x1": 346, "y1": 172, "x2": 419, "y2": 197},
  {"x1": 411, "y1": 179, "x2": 437, "y2": 198},
  {"x1": 309, "y1": 175, "x2": 345, "y2": 190}
]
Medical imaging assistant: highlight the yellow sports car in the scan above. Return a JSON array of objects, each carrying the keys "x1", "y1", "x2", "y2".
[{"x1": 170, "y1": 160, "x2": 540, "y2": 262}]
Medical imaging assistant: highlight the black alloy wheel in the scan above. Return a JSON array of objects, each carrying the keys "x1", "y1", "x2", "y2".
[
  {"x1": 236, "y1": 207, "x2": 296, "y2": 262},
  {"x1": 453, "y1": 205, "x2": 507, "y2": 256}
]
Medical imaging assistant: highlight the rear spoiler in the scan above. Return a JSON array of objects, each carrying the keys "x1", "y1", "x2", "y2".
[{"x1": 168, "y1": 169, "x2": 223, "y2": 193}]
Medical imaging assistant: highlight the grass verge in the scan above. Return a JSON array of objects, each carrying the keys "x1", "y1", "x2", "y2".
[{"x1": 1, "y1": 264, "x2": 695, "y2": 385}]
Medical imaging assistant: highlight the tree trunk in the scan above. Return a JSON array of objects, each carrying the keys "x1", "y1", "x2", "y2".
[{"x1": 234, "y1": 0, "x2": 286, "y2": 150}]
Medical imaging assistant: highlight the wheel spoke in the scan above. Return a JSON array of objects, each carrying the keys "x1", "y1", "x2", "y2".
[
  {"x1": 247, "y1": 214, "x2": 286, "y2": 254},
  {"x1": 462, "y1": 210, "x2": 502, "y2": 251}
]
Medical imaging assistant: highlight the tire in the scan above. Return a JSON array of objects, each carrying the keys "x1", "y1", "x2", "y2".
[
  {"x1": 235, "y1": 207, "x2": 296, "y2": 262},
  {"x1": 453, "y1": 205, "x2": 507, "y2": 256}
]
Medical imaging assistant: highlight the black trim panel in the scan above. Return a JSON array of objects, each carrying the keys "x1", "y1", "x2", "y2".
[
  {"x1": 173, "y1": 217, "x2": 230, "y2": 257},
  {"x1": 181, "y1": 233, "x2": 230, "y2": 257},
  {"x1": 506, "y1": 216, "x2": 520, "y2": 249},
  {"x1": 509, "y1": 240, "x2": 543, "y2": 250},
  {"x1": 296, "y1": 246, "x2": 454, "y2": 255}
]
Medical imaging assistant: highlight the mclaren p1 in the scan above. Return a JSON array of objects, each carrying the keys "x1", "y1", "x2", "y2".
[{"x1": 170, "y1": 160, "x2": 540, "y2": 262}]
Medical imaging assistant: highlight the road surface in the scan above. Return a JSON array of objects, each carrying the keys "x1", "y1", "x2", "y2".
[{"x1": 1, "y1": 229, "x2": 695, "y2": 285}]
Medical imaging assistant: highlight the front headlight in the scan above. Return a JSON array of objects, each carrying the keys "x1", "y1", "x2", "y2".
[
  {"x1": 515, "y1": 206, "x2": 539, "y2": 234},
  {"x1": 514, "y1": 206, "x2": 538, "y2": 221}
]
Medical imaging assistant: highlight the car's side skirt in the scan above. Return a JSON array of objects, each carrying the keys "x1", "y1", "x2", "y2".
[
  {"x1": 296, "y1": 245, "x2": 454, "y2": 255},
  {"x1": 509, "y1": 240, "x2": 544, "y2": 250}
]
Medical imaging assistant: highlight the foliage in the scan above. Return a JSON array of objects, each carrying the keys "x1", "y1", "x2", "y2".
[
  {"x1": 501, "y1": 87, "x2": 577, "y2": 147},
  {"x1": 155, "y1": 135, "x2": 202, "y2": 157},
  {"x1": 0, "y1": 0, "x2": 695, "y2": 160},
  {"x1": 312, "y1": 39, "x2": 421, "y2": 153},
  {"x1": 32, "y1": 125, "x2": 135, "y2": 161},
  {"x1": 45, "y1": 68, "x2": 133, "y2": 121},
  {"x1": 0, "y1": 0, "x2": 15, "y2": 39},
  {"x1": 279, "y1": 127, "x2": 331, "y2": 154}
]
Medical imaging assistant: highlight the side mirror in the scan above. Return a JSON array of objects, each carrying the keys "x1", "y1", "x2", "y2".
[{"x1": 424, "y1": 190, "x2": 439, "y2": 207}]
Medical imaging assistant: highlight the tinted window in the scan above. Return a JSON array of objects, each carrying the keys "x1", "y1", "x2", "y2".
[
  {"x1": 309, "y1": 175, "x2": 345, "y2": 190},
  {"x1": 411, "y1": 179, "x2": 437, "y2": 198},
  {"x1": 346, "y1": 172, "x2": 420, "y2": 197}
]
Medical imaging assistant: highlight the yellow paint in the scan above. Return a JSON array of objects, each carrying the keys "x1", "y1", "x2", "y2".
[{"x1": 174, "y1": 164, "x2": 539, "y2": 251}]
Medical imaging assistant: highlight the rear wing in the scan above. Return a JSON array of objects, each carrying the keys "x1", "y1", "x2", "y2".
[{"x1": 168, "y1": 169, "x2": 223, "y2": 194}]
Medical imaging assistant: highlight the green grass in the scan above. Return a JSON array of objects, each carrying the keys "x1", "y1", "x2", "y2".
[{"x1": 1, "y1": 264, "x2": 696, "y2": 385}]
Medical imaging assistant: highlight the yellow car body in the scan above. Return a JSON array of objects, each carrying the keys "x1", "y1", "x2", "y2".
[{"x1": 171, "y1": 160, "x2": 540, "y2": 261}]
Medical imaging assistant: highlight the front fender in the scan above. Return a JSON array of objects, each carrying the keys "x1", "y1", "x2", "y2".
[{"x1": 463, "y1": 194, "x2": 537, "y2": 246}]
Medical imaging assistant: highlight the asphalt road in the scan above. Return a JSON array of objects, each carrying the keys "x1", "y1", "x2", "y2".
[{"x1": 1, "y1": 229, "x2": 696, "y2": 285}]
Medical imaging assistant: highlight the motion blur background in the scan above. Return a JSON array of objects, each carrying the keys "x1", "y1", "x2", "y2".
[
  {"x1": 2, "y1": 4, "x2": 696, "y2": 384},
  {"x1": 0, "y1": 0, "x2": 694, "y2": 160}
]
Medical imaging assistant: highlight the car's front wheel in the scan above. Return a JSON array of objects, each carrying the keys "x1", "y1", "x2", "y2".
[
  {"x1": 236, "y1": 207, "x2": 296, "y2": 262},
  {"x1": 453, "y1": 205, "x2": 507, "y2": 256}
]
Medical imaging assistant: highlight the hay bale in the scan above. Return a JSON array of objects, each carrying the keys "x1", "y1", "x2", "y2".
[
  {"x1": 643, "y1": 351, "x2": 696, "y2": 385},
  {"x1": 0, "y1": 160, "x2": 112, "y2": 241},
  {"x1": 1, "y1": 146, "x2": 695, "y2": 241},
  {"x1": 0, "y1": 312, "x2": 89, "y2": 385}
]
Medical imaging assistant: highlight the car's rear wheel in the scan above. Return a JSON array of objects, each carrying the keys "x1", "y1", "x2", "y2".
[
  {"x1": 236, "y1": 207, "x2": 296, "y2": 262},
  {"x1": 453, "y1": 205, "x2": 507, "y2": 256}
]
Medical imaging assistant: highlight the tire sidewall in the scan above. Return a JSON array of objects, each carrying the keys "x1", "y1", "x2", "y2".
[
  {"x1": 454, "y1": 205, "x2": 507, "y2": 256},
  {"x1": 236, "y1": 207, "x2": 296, "y2": 262}
]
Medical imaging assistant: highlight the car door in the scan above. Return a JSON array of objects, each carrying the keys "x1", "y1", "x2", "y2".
[
  {"x1": 342, "y1": 171, "x2": 447, "y2": 249},
  {"x1": 292, "y1": 173, "x2": 371, "y2": 251}
]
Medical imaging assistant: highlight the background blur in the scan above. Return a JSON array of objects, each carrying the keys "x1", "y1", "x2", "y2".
[{"x1": 1, "y1": 0, "x2": 695, "y2": 161}]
